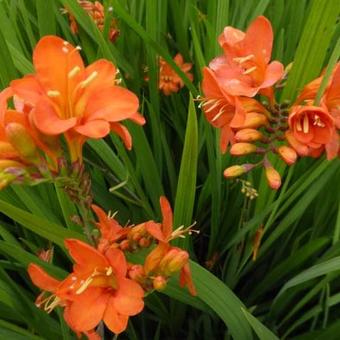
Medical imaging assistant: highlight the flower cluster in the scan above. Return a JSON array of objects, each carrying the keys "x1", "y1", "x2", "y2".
[
  {"x1": 65, "y1": 0, "x2": 120, "y2": 42},
  {"x1": 28, "y1": 197, "x2": 195, "y2": 338},
  {"x1": 0, "y1": 36, "x2": 144, "y2": 188},
  {"x1": 201, "y1": 16, "x2": 339, "y2": 189}
]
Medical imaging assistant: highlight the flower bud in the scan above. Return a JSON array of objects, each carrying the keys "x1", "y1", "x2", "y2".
[
  {"x1": 223, "y1": 164, "x2": 255, "y2": 178},
  {"x1": 230, "y1": 143, "x2": 257, "y2": 156},
  {"x1": 241, "y1": 113, "x2": 268, "y2": 129},
  {"x1": 139, "y1": 237, "x2": 151, "y2": 248},
  {"x1": 153, "y1": 276, "x2": 167, "y2": 291},
  {"x1": 5, "y1": 123, "x2": 38, "y2": 161},
  {"x1": 159, "y1": 248, "x2": 189, "y2": 275},
  {"x1": 235, "y1": 129, "x2": 263, "y2": 142},
  {"x1": 0, "y1": 159, "x2": 25, "y2": 170},
  {"x1": 0, "y1": 141, "x2": 18, "y2": 158},
  {"x1": 277, "y1": 145, "x2": 297, "y2": 165},
  {"x1": 265, "y1": 166, "x2": 281, "y2": 190},
  {"x1": 128, "y1": 264, "x2": 145, "y2": 282}
]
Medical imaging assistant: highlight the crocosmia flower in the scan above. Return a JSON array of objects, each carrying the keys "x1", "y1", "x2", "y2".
[
  {"x1": 5, "y1": 36, "x2": 145, "y2": 161},
  {"x1": 158, "y1": 53, "x2": 193, "y2": 95},
  {"x1": 287, "y1": 105, "x2": 335, "y2": 157},
  {"x1": 28, "y1": 239, "x2": 144, "y2": 335},
  {"x1": 210, "y1": 16, "x2": 284, "y2": 97}
]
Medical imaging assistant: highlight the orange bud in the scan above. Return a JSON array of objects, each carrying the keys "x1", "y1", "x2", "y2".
[
  {"x1": 230, "y1": 143, "x2": 257, "y2": 156},
  {"x1": 0, "y1": 141, "x2": 18, "y2": 158},
  {"x1": 235, "y1": 129, "x2": 263, "y2": 142},
  {"x1": 139, "y1": 237, "x2": 151, "y2": 248},
  {"x1": 128, "y1": 264, "x2": 145, "y2": 282},
  {"x1": 153, "y1": 276, "x2": 167, "y2": 291},
  {"x1": 241, "y1": 113, "x2": 268, "y2": 129},
  {"x1": 265, "y1": 166, "x2": 281, "y2": 190},
  {"x1": 5, "y1": 123, "x2": 38, "y2": 160},
  {"x1": 159, "y1": 248, "x2": 189, "y2": 275},
  {"x1": 119, "y1": 239, "x2": 130, "y2": 251},
  {"x1": 0, "y1": 159, "x2": 24, "y2": 170},
  {"x1": 277, "y1": 145, "x2": 297, "y2": 165},
  {"x1": 223, "y1": 164, "x2": 254, "y2": 178}
]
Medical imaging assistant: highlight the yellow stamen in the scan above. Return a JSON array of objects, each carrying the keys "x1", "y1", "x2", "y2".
[
  {"x1": 79, "y1": 71, "x2": 98, "y2": 88},
  {"x1": 43, "y1": 295, "x2": 61, "y2": 314},
  {"x1": 106, "y1": 267, "x2": 113, "y2": 276},
  {"x1": 243, "y1": 66, "x2": 257, "y2": 75},
  {"x1": 68, "y1": 66, "x2": 81, "y2": 78},
  {"x1": 296, "y1": 119, "x2": 302, "y2": 131},
  {"x1": 47, "y1": 90, "x2": 61, "y2": 97},
  {"x1": 76, "y1": 276, "x2": 93, "y2": 295},
  {"x1": 233, "y1": 54, "x2": 254, "y2": 64},
  {"x1": 303, "y1": 115, "x2": 309, "y2": 133},
  {"x1": 211, "y1": 106, "x2": 225, "y2": 122}
]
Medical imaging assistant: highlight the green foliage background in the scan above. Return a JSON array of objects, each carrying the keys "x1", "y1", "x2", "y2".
[{"x1": 0, "y1": 0, "x2": 339, "y2": 339}]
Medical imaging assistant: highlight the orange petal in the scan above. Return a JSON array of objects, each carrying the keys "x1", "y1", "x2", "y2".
[
  {"x1": 244, "y1": 16, "x2": 273, "y2": 64},
  {"x1": 112, "y1": 277, "x2": 144, "y2": 315},
  {"x1": 32, "y1": 98, "x2": 77, "y2": 135},
  {"x1": 33, "y1": 36, "x2": 84, "y2": 106},
  {"x1": 180, "y1": 263, "x2": 197, "y2": 296},
  {"x1": 10, "y1": 75, "x2": 44, "y2": 106},
  {"x1": 64, "y1": 287, "x2": 108, "y2": 332},
  {"x1": 105, "y1": 247, "x2": 127, "y2": 277},
  {"x1": 129, "y1": 112, "x2": 146, "y2": 125},
  {"x1": 144, "y1": 243, "x2": 169, "y2": 275},
  {"x1": 64, "y1": 239, "x2": 109, "y2": 269},
  {"x1": 160, "y1": 196, "x2": 173, "y2": 239},
  {"x1": 74, "y1": 120, "x2": 110, "y2": 138},
  {"x1": 84, "y1": 59, "x2": 116, "y2": 91},
  {"x1": 145, "y1": 221, "x2": 166, "y2": 242},
  {"x1": 325, "y1": 130, "x2": 339, "y2": 160},
  {"x1": 28, "y1": 263, "x2": 60, "y2": 292},
  {"x1": 85, "y1": 86, "x2": 139, "y2": 122},
  {"x1": 110, "y1": 123, "x2": 132, "y2": 150},
  {"x1": 0, "y1": 87, "x2": 13, "y2": 124},
  {"x1": 220, "y1": 125, "x2": 234, "y2": 153},
  {"x1": 103, "y1": 297, "x2": 129, "y2": 334},
  {"x1": 260, "y1": 61, "x2": 284, "y2": 88}
]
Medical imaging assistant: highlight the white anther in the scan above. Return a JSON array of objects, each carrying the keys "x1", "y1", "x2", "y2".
[
  {"x1": 68, "y1": 66, "x2": 81, "y2": 78},
  {"x1": 79, "y1": 71, "x2": 98, "y2": 88},
  {"x1": 303, "y1": 115, "x2": 309, "y2": 133},
  {"x1": 243, "y1": 66, "x2": 257, "y2": 75},
  {"x1": 47, "y1": 90, "x2": 60, "y2": 97}
]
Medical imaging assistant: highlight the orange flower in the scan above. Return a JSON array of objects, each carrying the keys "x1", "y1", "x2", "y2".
[
  {"x1": 91, "y1": 204, "x2": 128, "y2": 252},
  {"x1": 287, "y1": 105, "x2": 335, "y2": 158},
  {"x1": 144, "y1": 197, "x2": 197, "y2": 295},
  {"x1": 201, "y1": 67, "x2": 269, "y2": 152},
  {"x1": 7, "y1": 36, "x2": 144, "y2": 161},
  {"x1": 158, "y1": 54, "x2": 193, "y2": 95},
  {"x1": 67, "y1": 1, "x2": 119, "y2": 42},
  {"x1": 28, "y1": 239, "x2": 144, "y2": 335},
  {"x1": 210, "y1": 16, "x2": 284, "y2": 97}
]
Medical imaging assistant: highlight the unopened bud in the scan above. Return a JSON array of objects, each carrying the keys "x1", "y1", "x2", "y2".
[
  {"x1": 230, "y1": 143, "x2": 257, "y2": 156},
  {"x1": 119, "y1": 239, "x2": 130, "y2": 251},
  {"x1": 235, "y1": 129, "x2": 263, "y2": 142},
  {"x1": 0, "y1": 141, "x2": 18, "y2": 158},
  {"x1": 0, "y1": 159, "x2": 24, "y2": 170},
  {"x1": 265, "y1": 166, "x2": 281, "y2": 190},
  {"x1": 159, "y1": 249, "x2": 189, "y2": 275},
  {"x1": 5, "y1": 123, "x2": 38, "y2": 161},
  {"x1": 223, "y1": 164, "x2": 254, "y2": 178},
  {"x1": 277, "y1": 145, "x2": 297, "y2": 165},
  {"x1": 128, "y1": 264, "x2": 145, "y2": 282},
  {"x1": 241, "y1": 113, "x2": 268, "y2": 129},
  {"x1": 139, "y1": 237, "x2": 151, "y2": 248},
  {"x1": 153, "y1": 276, "x2": 167, "y2": 291}
]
